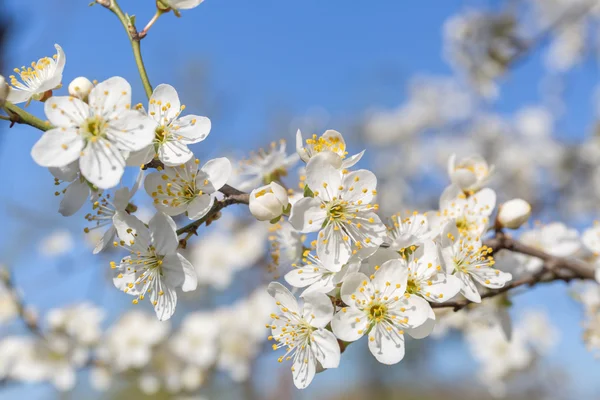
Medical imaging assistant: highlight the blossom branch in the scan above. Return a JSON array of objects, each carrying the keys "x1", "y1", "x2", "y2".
[
  {"x1": 0, "y1": 268, "x2": 44, "y2": 338},
  {"x1": 431, "y1": 232, "x2": 596, "y2": 311},
  {"x1": 97, "y1": 0, "x2": 153, "y2": 98},
  {"x1": 1, "y1": 102, "x2": 51, "y2": 132}
]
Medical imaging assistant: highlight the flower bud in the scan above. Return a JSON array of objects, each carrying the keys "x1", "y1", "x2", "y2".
[
  {"x1": 497, "y1": 199, "x2": 531, "y2": 229},
  {"x1": 249, "y1": 182, "x2": 289, "y2": 221},
  {"x1": 0, "y1": 75, "x2": 9, "y2": 107},
  {"x1": 68, "y1": 77, "x2": 94, "y2": 100}
]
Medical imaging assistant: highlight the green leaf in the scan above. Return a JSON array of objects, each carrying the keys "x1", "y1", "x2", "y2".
[{"x1": 270, "y1": 215, "x2": 282, "y2": 224}]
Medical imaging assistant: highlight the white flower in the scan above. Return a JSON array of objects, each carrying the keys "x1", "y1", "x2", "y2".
[
  {"x1": 520, "y1": 222, "x2": 581, "y2": 258},
  {"x1": 284, "y1": 251, "x2": 360, "y2": 295},
  {"x1": 447, "y1": 153, "x2": 494, "y2": 192},
  {"x1": 267, "y1": 282, "x2": 340, "y2": 389},
  {"x1": 289, "y1": 153, "x2": 386, "y2": 268},
  {"x1": 127, "y1": 84, "x2": 211, "y2": 167},
  {"x1": 216, "y1": 288, "x2": 274, "y2": 381},
  {"x1": 440, "y1": 223, "x2": 512, "y2": 303},
  {"x1": 46, "y1": 303, "x2": 105, "y2": 345},
  {"x1": 145, "y1": 157, "x2": 231, "y2": 220},
  {"x1": 68, "y1": 76, "x2": 93, "y2": 100},
  {"x1": 50, "y1": 162, "x2": 93, "y2": 216},
  {"x1": 582, "y1": 223, "x2": 600, "y2": 255},
  {"x1": 0, "y1": 75, "x2": 8, "y2": 107},
  {"x1": 164, "y1": 0, "x2": 205, "y2": 11},
  {"x1": 99, "y1": 310, "x2": 169, "y2": 371},
  {"x1": 385, "y1": 212, "x2": 432, "y2": 250},
  {"x1": 171, "y1": 312, "x2": 218, "y2": 368},
  {"x1": 84, "y1": 170, "x2": 144, "y2": 254},
  {"x1": 6, "y1": 44, "x2": 66, "y2": 104},
  {"x1": 296, "y1": 129, "x2": 364, "y2": 169},
  {"x1": 112, "y1": 212, "x2": 198, "y2": 321},
  {"x1": 188, "y1": 220, "x2": 267, "y2": 289},
  {"x1": 496, "y1": 198, "x2": 531, "y2": 229},
  {"x1": 249, "y1": 181, "x2": 289, "y2": 221},
  {"x1": 268, "y1": 221, "x2": 305, "y2": 274},
  {"x1": 232, "y1": 140, "x2": 299, "y2": 192},
  {"x1": 373, "y1": 242, "x2": 461, "y2": 304},
  {"x1": 466, "y1": 323, "x2": 532, "y2": 397},
  {"x1": 429, "y1": 184, "x2": 496, "y2": 237},
  {"x1": 31, "y1": 76, "x2": 156, "y2": 189},
  {"x1": 331, "y1": 259, "x2": 431, "y2": 364},
  {"x1": 10, "y1": 335, "x2": 87, "y2": 391}
]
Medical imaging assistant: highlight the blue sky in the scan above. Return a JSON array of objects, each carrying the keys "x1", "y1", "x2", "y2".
[{"x1": 1, "y1": 0, "x2": 599, "y2": 398}]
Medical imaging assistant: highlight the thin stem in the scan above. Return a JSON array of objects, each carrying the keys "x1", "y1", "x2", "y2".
[
  {"x1": 101, "y1": 0, "x2": 154, "y2": 99},
  {"x1": 2, "y1": 102, "x2": 52, "y2": 131},
  {"x1": 140, "y1": 10, "x2": 164, "y2": 38}
]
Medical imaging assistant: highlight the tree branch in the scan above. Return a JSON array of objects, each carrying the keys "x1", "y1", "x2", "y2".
[
  {"x1": 97, "y1": 0, "x2": 153, "y2": 99},
  {"x1": 2, "y1": 102, "x2": 52, "y2": 132}
]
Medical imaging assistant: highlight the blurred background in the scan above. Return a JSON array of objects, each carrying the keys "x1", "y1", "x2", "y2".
[{"x1": 1, "y1": 0, "x2": 600, "y2": 399}]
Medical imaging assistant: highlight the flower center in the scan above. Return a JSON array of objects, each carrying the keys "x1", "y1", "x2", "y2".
[
  {"x1": 368, "y1": 303, "x2": 387, "y2": 322},
  {"x1": 406, "y1": 279, "x2": 419, "y2": 294},
  {"x1": 305, "y1": 134, "x2": 346, "y2": 158},
  {"x1": 83, "y1": 116, "x2": 108, "y2": 142},
  {"x1": 327, "y1": 201, "x2": 347, "y2": 221},
  {"x1": 154, "y1": 125, "x2": 170, "y2": 144}
]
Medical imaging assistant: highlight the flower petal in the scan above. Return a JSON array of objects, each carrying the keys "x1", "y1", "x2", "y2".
[
  {"x1": 126, "y1": 145, "x2": 155, "y2": 167},
  {"x1": 149, "y1": 84, "x2": 181, "y2": 123},
  {"x1": 58, "y1": 179, "x2": 89, "y2": 216},
  {"x1": 302, "y1": 292, "x2": 334, "y2": 328},
  {"x1": 341, "y1": 169, "x2": 377, "y2": 204},
  {"x1": 200, "y1": 157, "x2": 231, "y2": 192},
  {"x1": 368, "y1": 324, "x2": 405, "y2": 365},
  {"x1": 79, "y1": 139, "x2": 126, "y2": 189},
  {"x1": 267, "y1": 282, "x2": 300, "y2": 315},
  {"x1": 173, "y1": 115, "x2": 211, "y2": 143},
  {"x1": 158, "y1": 140, "x2": 193, "y2": 166},
  {"x1": 93, "y1": 225, "x2": 116, "y2": 254},
  {"x1": 187, "y1": 195, "x2": 214, "y2": 220},
  {"x1": 89, "y1": 77, "x2": 132, "y2": 119},
  {"x1": 31, "y1": 128, "x2": 85, "y2": 168},
  {"x1": 311, "y1": 328, "x2": 340, "y2": 369},
  {"x1": 331, "y1": 307, "x2": 368, "y2": 342},
  {"x1": 289, "y1": 197, "x2": 326, "y2": 233},
  {"x1": 317, "y1": 223, "x2": 352, "y2": 269},
  {"x1": 107, "y1": 110, "x2": 156, "y2": 152},
  {"x1": 149, "y1": 212, "x2": 179, "y2": 254},
  {"x1": 44, "y1": 96, "x2": 89, "y2": 128},
  {"x1": 456, "y1": 271, "x2": 481, "y2": 303}
]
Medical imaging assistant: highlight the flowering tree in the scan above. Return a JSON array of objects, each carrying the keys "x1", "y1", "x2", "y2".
[{"x1": 1, "y1": 0, "x2": 600, "y2": 398}]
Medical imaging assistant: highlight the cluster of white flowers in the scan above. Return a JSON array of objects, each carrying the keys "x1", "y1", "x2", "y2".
[
  {"x1": 0, "y1": 287, "x2": 273, "y2": 393},
  {"x1": 3, "y1": 0, "x2": 600, "y2": 396}
]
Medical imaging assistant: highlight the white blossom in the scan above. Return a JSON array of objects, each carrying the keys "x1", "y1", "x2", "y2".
[
  {"x1": 128, "y1": 84, "x2": 211, "y2": 166},
  {"x1": 440, "y1": 223, "x2": 512, "y2": 303},
  {"x1": 249, "y1": 181, "x2": 289, "y2": 221},
  {"x1": 112, "y1": 212, "x2": 198, "y2": 320},
  {"x1": 7, "y1": 44, "x2": 66, "y2": 104},
  {"x1": 145, "y1": 157, "x2": 231, "y2": 219},
  {"x1": 447, "y1": 153, "x2": 494, "y2": 192},
  {"x1": 68, "y1": 76, "x2": 93, "y2": 100},
  {"x1": 496, "y1": 198, "x2": 531, "y2": 229},
  {"x1": 331, "y1": 259, "x2": 431, "y2": 364},
  {"x1": 85, "y1": 169, "x2": 144, "y2": 254},
  {"x1": 268, "y1": 282, "x2": 340, "y2": 389},
  {"x1": 290, "y1": 153, "x2": 386, "y2": 268},
  {"x1": 31, "y1": 77, "x2": 156, "y2": 189},
  {"x1": 296, "y1": 129, "x2": 364, "y2": 169},
  {"x1": 232, "y1": 140, "x2": 299, "y2": 192}
]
